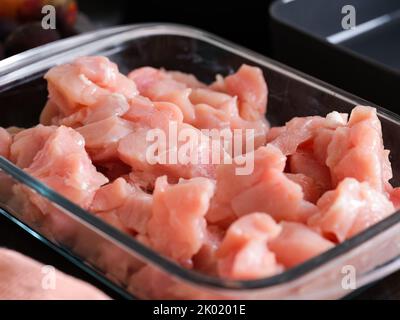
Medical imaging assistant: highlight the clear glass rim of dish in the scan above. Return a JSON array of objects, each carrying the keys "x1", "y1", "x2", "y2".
[{"x1": 1, "y1": 23, "x2": 400, "y2": 292}]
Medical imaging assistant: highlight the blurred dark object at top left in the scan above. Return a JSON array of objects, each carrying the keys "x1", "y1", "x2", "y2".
[
  {"x1": 4, "y1": 22, "x2": 61, "y2": 57},
  {"x1": 0, "y1": 18, "x2": 18, "y2": 41},
  {"x1": 0, "y1": 0, "x2": 95, "y2": 59}
]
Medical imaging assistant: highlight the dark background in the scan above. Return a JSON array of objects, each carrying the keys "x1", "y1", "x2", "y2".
[{"x1": 78, "y1": 0, "x2": 275, "y2": 55}]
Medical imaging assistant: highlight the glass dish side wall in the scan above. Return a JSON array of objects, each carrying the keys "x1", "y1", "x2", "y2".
[{"x1": 1, "y1": 24, "x2": 400, "y2": 299}]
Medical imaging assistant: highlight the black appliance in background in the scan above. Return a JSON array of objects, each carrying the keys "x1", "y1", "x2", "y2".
[{"x1": 270, "y1": 0, "x2": 400, "y2": 112}]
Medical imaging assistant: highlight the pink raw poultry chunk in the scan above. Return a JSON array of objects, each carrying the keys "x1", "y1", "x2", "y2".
[
  {"x1": 267, "y1": 111, "x2": 348, "y2": 156},
  {"x1": 59, "y1": 93, "x2": 130, "y2": 128},
  {"x1": 193, "y1": 97, "x2": 269, "y2": 150},
  {"x1": 312, "y1": 127, "x2": 336, "y2": 165},
  {"x1": 326, "y1": 106, "x2": 392, "y2": 192},
  {"x1": 123, "y1": 98, "x2": 184, "y2": 129},
  {"x1": 217, "y1": 213, "x2": 282, "y2": 280},
  {"x1": 192, "y1": 225, "x2": 224, "y2": 276},
  {"x1": 128, "y1": 67, "x2": 196, "y2": 123},
  {"x1": 309, "y1": 178, "x2": 394, "y2": 242},
  {"x1": 91, "y1": 177, "x2": 153, "y2": 235},
  {"x1": 390, "y1": 188, "x2": 400, "y2": 210},
  {"x1": 129, "y1": 67, "x2": 186, "y2": 94},
  {"x1": 10, "y1": 125, "x2": 57, "y2": 168},
  {"x1": 73, "y1": 56, "x2": 137, "y2": 99},
  {"x1": 91, "y1": 177, "x2": 131, "y2": 212},
  {"x1": 95, "y1": 211, "x2": 131, "y2": 234},
  {"x1": 211, "y1": 65, "x2": 268, "y2": 121},
  {"x1": 77, "y1": 116, "x2": 135, "y2": 162},
  {"x1": 266, "y1": 116, "x2": 323, "y2": 155},
  {"x1": 26, "y1": 126, "x2": 108, "y2": 209},
  {"x1": 208, "y1": 144, "x2": 317, "y2": 224},
  {"x1": 44, "y1": 56, "x2": 137, "y2": 117},
  {"x1": 231, "y1": 168, "x2": 318, "y2": 223},
  {"x1": 290, "y1": 149, "x2": 332, "y2": 193},
  {"x1": 157, "y1": 89, "x2": 195, "y2": 123},
  {"x1": 388, "y1": 187, "x2": 400, "y2": 209},
  {"x1": 167, "y1": 70, "x2": 206, "y2": 89},
  {"x1": 190, "y1": 88, "x2": 232, "y2": 107},
  {"x1": 269, "y1": 222, "x2": 334, "y2": 268},
  {"x1": 285, "y1": 173, "x2": 322, "y2": 203},
  {"x1": 40, "y1": 100, "x2": 63, "y2": 125},
  {"x1": 193, "y1": 103, "x2": 231, "y2": 131},
  {"x1": 206, "y1": 144, "x2": 286, "y2": 224},
  {"x1": 117, "y1": 189, "x2": 153, "y2": 235},
  {"x1": 118, "y1": 122, "x2": 225, "y2": 181},
  {"x1": 147, "y1": 176, "x2": 215, "y2": 266},
  {"x1": 0, "y1": 128, "x2": 12, "y2": 159}
]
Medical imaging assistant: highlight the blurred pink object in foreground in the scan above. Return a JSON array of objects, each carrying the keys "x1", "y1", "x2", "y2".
[{"x1": 0, "y1": 248, "x2": 109, "y2": 300}]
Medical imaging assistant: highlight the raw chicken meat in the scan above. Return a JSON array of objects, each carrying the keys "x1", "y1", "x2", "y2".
[
  {"x1": 25, "y1": 126, "x2": 108, "y2": 209},
  {"x1": 128, "y1": 67, "x2": 196, "y2": 123},
  {"x1": 206, "y1": 144, "x2": 285, "y2": 224},
  {"x1": 0, "y1": 128, "x2": 11, "y2": 159},
  {"x1": 91, "y1": 177, "x2": 153, "y2": 235},
  {"x1": 207, "y1": 144, "x2": 318, "y2": 224},
  {"x1": 267, "y1": 111, "x2": 347, "y2": 156},
  {"x1": 167, "y1": 70, "x2": 207, "y2": 89},
  {"x1": 91, "y1": 177, "x2": 132, "y2": 212},
  {"x1": 77, "y1": 116, "x2": 135, "y2": 162},
  {"x1": 231, "y1": 168, "x2": 318, "y2": 223},
  {"x1": 192, "y1": 225, "x2": 225, "y2": 276},
  {"x1": 211, "y1": 65, "x2": 268, "y2": 121},
  {"x1": 8, "y1": 126, "x2": 108, "y2": 243},
  {"x1": 285, "y1": 173, "x2": 322, "y2": 203},
  {"x1": 190, "y1": 88, "x2": 232, "y2": 107},
  {"x1": 117, "y1": 122, "x2": 225, "y2": 181},
  {"x1": 10, "y1": 125, "x2": 56, "y2": 168},
  {"x1": 191, "y1": 89, "x2": 269, "y2": 149},
  {"x1": 1, "y1": 56, "x2": 399, "y2": 299},
  {"x1": 326, "y1": 106, "x2": 392, "y2": 192},
  {"x1": 309, "y1": 178, "x2": 394, "y2": 242},
  {"x1": 389, "y1": 187, "x2": 400, "y2": 209},
  {"x1": 289, "y1": 149, "x2": 332, "y2": 195},
  {"x1": 123, "y1": 98, "x2": 184, "y2": 129},
  {"x1": 269, "y1": 222, "x2": 334, "y2": 267},
  {"x1": 60, "y1": 93, "x2": 131, "y2": 128},
  {"x1": 147, "y1": 176, "x2": 215, "y2": 266},
  {"x1": 44, "y1": 56, "x2": 137, "y2": 117},
  {"x1": 216, "y1": 213, "x2": 282, "y2": 280}
]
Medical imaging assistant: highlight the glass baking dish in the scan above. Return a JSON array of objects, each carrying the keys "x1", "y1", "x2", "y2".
[{"x1": 1, "y1": 23, "x2": 400, "y2": 299}]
